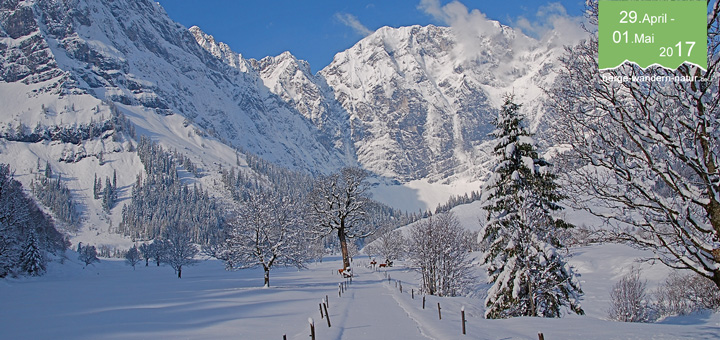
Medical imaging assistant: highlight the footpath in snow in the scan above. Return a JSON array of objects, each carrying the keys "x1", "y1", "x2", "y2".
[{"x1": 306, "y1": 265, "x2": 429, "y2": 340}]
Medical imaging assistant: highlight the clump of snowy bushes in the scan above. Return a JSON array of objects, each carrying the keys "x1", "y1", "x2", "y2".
[
  {"x1": 608, "y1": 268, "x2": 720, "y2": 322},
  {"x1": 654, "y1": 271, "x2": 720, "y2": 317},
  {"x1": 608, "y1": 268, "x2": 654, "y2": 322}
]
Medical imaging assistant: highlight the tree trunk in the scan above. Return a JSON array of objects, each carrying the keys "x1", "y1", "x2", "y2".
[
  {"x1": 338, "y1": 227, "x2": 350, "y2": 271},
  {"x1": 264, "y1": 266, "x2": 270, "y2": 287},
  {"x1": 177, "y1": 266, "x2": 182, "y2": 279}
]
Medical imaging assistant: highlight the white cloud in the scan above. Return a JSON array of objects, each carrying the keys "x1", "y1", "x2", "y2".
[
  {"x1": 335, "y1": 13, "x2": 373, "y2": 37},
  {"x1": 513, "y1": 2, "x2": 587, "y2": 47},
  {"x1": 418, "y1": 0, "x2": 587, "y2": 56},
  {"x1": 417, "y1": 0, "x2": 518, "y2": 63}
]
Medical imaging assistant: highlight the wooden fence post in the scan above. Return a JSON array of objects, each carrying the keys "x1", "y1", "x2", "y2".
[
  {"x1": 283, "y1": 334, "x2": 287, "y2": 340},
  {"x1": 538, "y1": 332, "x2": 545, "y2": 340},
  {"x1": 309, "y1": 318, "x2": 315, "y2": 340},
  {"x1": 323, "y1": 302, "x2": 331, "y2": 328},
  {"x1": 438, "y1": 302, "x2": 442, "y2": 320},
  {"x1": 412, "y1": 289, "x2": 414, "y2": 299},
  {"x1": 422, "y1": 295, "x2": 426, "y2": 309},
  {"x1": 319, "y1": 303, "x2": 324, "y2": 319},
  {"x1": 461, "y1": 306, "x2": 466, "y2": 335}
]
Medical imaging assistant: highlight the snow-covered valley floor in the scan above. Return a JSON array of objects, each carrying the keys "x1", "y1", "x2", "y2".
[{"x1": 2, "y1": 245, "x2": 719, "y2": 340}]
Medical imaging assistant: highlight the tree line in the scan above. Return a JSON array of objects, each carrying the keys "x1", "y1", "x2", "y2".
[{"x1": 0, "y1": 164, "x2": 66, "y2": 278}]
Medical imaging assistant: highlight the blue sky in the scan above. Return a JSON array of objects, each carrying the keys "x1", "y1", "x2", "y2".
[{"x1": 156, "y1": 0, "x2": 587, "y2": 72}]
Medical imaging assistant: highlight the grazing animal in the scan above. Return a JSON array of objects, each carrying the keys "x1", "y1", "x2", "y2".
[
  {"x1": 378, "y1": 263, "x2": 387, "y2": 268},
  {"x1": 338, "y1": 268, "x2": 352, "y2": 277}
]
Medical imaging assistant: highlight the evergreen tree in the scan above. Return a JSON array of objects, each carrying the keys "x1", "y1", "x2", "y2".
[
  {"x1": 102, "y1": 177, "x2": 114, "y2": 212},
  {"x1": 93, "y1": 174, "x2": 101, "y2": 200},
  {"x1": 0, "y1": 164, "x2": 65, "y2": 277},
  {"x1": 44, "y1": 161, "x2": 51, "y2": 179},
  {"x1": 481, "y1": 96, "x2": 583, "y2": 318},
  {"x1": 20, "y1": 233, "x2": 45, "y2": 276}
]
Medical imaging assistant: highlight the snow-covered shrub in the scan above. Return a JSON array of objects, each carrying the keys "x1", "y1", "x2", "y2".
[
  {"x1": 655, "y1": 271, "x2": 720, "y2": 316},
  {"x1": 408, "y1": 212, "x2": 473, "y2": 297},
  {"x1": 608, "y1": 268, "x2": 654, "y2": 322}
]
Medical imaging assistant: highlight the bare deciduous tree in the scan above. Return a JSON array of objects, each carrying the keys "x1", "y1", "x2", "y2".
[
  {"x1": 125, "y1": 245, "x2": 141, "y2": 270},
  {"x1": 408, "y1": 213, "x2": 473, "y2": 297},
  {"x1": 548, "y1": 1, "x2": 720, "y2": 287},
  {"x1": 222, "y1": 190, "x2": 310, "y2": 287},
  {"x1": 307, "y1": 167, "x2": 373, "y2": 272},
  {"x1": 163, "y1": 223, "x2": 198, "y2": 279}
]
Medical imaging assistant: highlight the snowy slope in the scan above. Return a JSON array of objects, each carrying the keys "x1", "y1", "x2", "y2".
[{"x1": 1, "y1": 248, "x2": 714, "y2": 339}]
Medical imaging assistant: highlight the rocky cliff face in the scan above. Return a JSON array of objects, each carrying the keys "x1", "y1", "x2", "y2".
[
  {"x1": 0, "y1": 0, "x2": 351, "y2": 175},
  {"x1": 321, "y1": 24, "x2": 562, "y2": 181}
]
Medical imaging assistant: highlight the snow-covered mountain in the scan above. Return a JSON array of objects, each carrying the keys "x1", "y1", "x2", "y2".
[
  {"x1": 321, "y1": 24, "x2": 563, "y2": 181},
  {"x1": 0, "y1": 0, "x2": 566, "y2": 241},
  {"x1": 192, "y1": 23, "x2": 562, "y2": 182},
  {"x1": 0, "y1": 0, "x2": 351, "y2": 174}
]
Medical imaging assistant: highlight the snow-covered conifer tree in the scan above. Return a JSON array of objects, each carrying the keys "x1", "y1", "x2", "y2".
[
  {"x1": 93, "y1": 174, "x2": 101, "y2": 200},
  {"x1": 481, "y1": 96, "x2": 583, "y2": 318},
  {"x1": 102, "y1": 177, "x2": 114, "y2": 212},
  {"x1": 20, "y1": 233, "x2": 45, "y2": 276}
]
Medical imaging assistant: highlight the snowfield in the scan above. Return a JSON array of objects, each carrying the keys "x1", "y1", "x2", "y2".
[{"x1": 2, "y1": 244, "x2": 718, "y2": 340}]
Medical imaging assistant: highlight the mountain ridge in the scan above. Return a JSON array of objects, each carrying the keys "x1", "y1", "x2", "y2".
[{"x1": 0, "y1": 0, "x2": 566, "y2": 246}]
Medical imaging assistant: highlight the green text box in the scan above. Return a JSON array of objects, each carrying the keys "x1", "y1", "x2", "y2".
[{"x1": 599, "y1": 0, "x2": 707, "y2": 70}]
